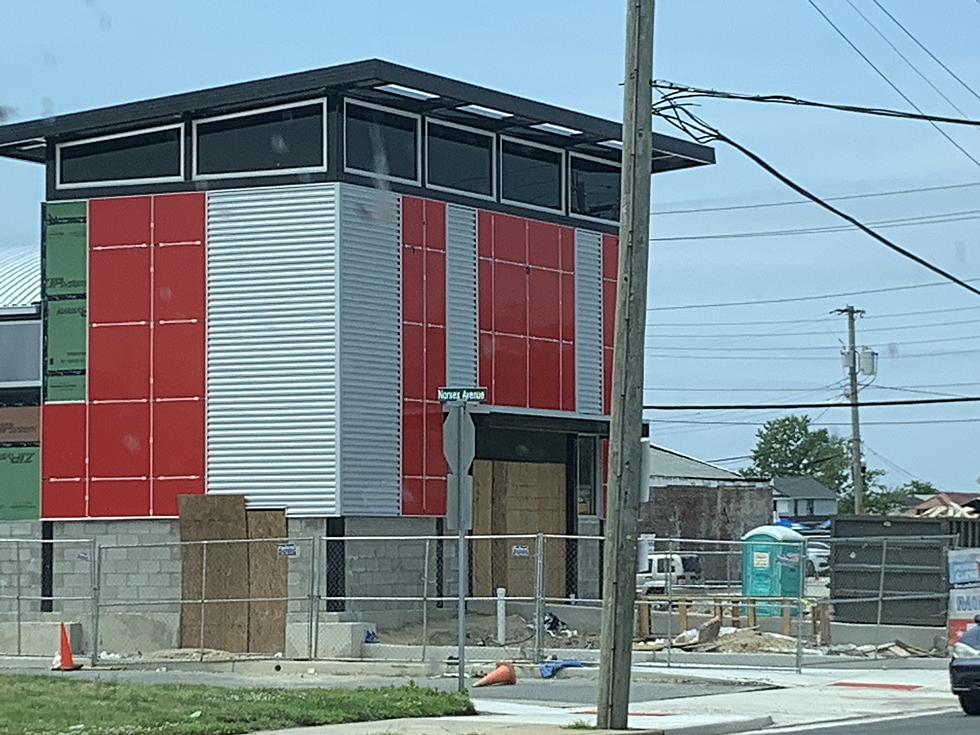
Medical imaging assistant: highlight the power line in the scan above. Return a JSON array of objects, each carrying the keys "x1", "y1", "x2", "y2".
[
  {"x1": 650, "y1": 207, "x2": 980, "y2": 242},
  {"x1": 864, "y1": 445, "x2": 922, "y2": 482},
  {"x1": 646, "y1": 316, "x2": 980, "y2": 339},
  {"x1": 644, "y1": 396, "x2": 980, "y2": 411},
  {"x1": 647, "y1": 417, "x2": 980, "y2": 426},
  {"x1": 646, "y1": 334, "x2": 980, "y2": 350},
  {"x1": 847, "y1": 0, "x2": 972, "y2": 120},
  {"x1": 871, "y1": 1, "x2": 980, "y2": 106},
  {"x1": 648, "y1": 304, "x2": 980, "y2": 326},
  {"x1": 652, "y1": 180, "x2": 980, "y2": 216},
  {"x1": 811, "y1": 0, "x2": 979, "y2": 166},
  {"x1": 645, "y1": 346, "x2": 980, "y2": 360}
]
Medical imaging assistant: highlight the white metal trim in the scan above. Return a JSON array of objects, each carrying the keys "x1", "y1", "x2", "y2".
[
  {"x1": 567, "y1": 151, "x2": 621, "y2": 225},
  {"x1": 424, "y1": 118, "x2": 496, "y2": 202},
  {"x1": 343, "y1": 97, "x2": 422, "y2": 186},
  {"x1": 192, "y1": 98, "x2": 328, "y2": 181},
  {"x1": 499, "y1": 134, "x2": 566, "y2": 214},
  {"x1": 55, "y1": 123, "x2": 185, "y2": 190}
]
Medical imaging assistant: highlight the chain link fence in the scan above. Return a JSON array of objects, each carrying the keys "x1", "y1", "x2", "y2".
[{"x1": 0, "y1": 532, "x2": 961, "y2": 668}]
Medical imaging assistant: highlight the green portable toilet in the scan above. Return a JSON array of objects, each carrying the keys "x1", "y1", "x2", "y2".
[{"x1": 741, "y1": 525, "x2": 805, "y2": 617}]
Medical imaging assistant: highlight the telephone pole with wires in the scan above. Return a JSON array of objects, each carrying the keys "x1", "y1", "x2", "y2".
[{"x1": 836, "y1": 305, "x2": 876, "y2": 513}]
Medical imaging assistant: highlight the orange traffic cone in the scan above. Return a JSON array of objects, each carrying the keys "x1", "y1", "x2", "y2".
[
  {"x1": 51, "y1": 623, "x2": 82, "y2": 671},
  {"x1": 473, "y1": 661, "x2": 516, "y2": 687}
]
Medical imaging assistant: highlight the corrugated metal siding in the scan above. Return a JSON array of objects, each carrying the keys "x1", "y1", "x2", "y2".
[
  {"x1": 206, "y1": 184, "x2": 339, "y2": 516},
  {"x1": 337, "y1": 184, "x2": 402, "y2": 516},
  {"x1": 575, "y1": 229, "x2": 602, "y2": 415},
  {"x1": 446, "y1": 205, "x2": 478, "y2": 386},
  {"x1": 0, "y1": 247, "x2": 41, "y2": 308}
]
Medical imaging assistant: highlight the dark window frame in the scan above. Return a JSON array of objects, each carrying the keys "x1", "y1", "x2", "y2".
[
  {"x1": 55, "y1": 124, "x2": 185, "y2": 190},
  {"x1": 499, "y1": 135, "x2": 565, "y2": 213},
  {"x1": 424, "y1": 118, "x2": 496, "y2": 201},
  {"x1": 568, "y1": 152, "x2": 621, "y2": 223},
  {"x1": 343, "y1": 98, "x2": 422, "y2": 186},
  {"x1": 192, "y1": 98, "x2": 328, "y2": 180}
]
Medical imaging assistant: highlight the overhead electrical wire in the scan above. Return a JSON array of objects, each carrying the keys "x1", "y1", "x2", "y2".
[
  {"x1": 648, "y1": 305, "x2": 980, "y2": 327},
  {"x1": 870, "y1": 0, "x2": 980, "y2": 105},
  {"x1": 647, "y1": 417, "x2": 980, "y2": 427},
  {"x1": 643, "y1": 396, "x2": 980, "y2": 411},
  {"x1": 646, "y1": 334, "x2": 980, "y2": 350},
  {"x1": 864, "y1": 444, "x2": 923, "y2": 482},
  {"x1": 646, "y1": 316, "x2": 980, "y2": 339},
  {"x1": 645, "y1": 346, "x2": 980, "y2": 360}
]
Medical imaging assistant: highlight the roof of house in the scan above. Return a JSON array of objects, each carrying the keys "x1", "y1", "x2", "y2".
[
  {"x1": 772, "y1": 476, "x2": 837, "y2": 501},
  {"x1": 0, "y1": 58, "x2": 714, "y2": 173},
  {"x1": 910, "y1": 492, "x2": 980, "y2": 512},
  {"x1": 0, "y1": 247, "x2": 41, "y2": 308},
  {"x1": 649, "y1": 444, "x2": 744, "y2": 481}
]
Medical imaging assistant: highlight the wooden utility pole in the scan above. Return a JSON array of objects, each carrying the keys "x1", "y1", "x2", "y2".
[
  {"x1": 597, "y1": 0, "x2": 655, "y2": 729},
  {"x1": 836, "y1": 305, "x2": 866, "y2": 514}
]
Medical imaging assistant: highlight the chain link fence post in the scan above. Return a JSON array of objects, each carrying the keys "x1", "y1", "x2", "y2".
[
  {"x1": 874, "y1": 538, "x2": 888, "y2": 661},
  {"x1": 796, "y1": 538, "x2": 805, "y2": 673},
  {"x1": 90, "y1": 538, "x2": 100, "y2": 667},
  {"x1": 198, "y1": 542, "x2": 208, "y2": 662},
  {"x1": 15, "y1": 540, "x2": 22, "y2": 657},
  {"x1": 666, "y1": 539, "x2": 675, "y2": 668},
  {"x1": 421, "y1": 538, "x2": 430, "y2": 663},
  {"x1": 534, "y1": 533, "x2": 545, "y2": 663},
  {"x1": 307, "y1": 536, "x2": 317, "y2": 660}
]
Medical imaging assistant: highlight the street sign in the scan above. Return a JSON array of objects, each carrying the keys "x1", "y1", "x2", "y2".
[
  {"x1": 443, "y1": 405, "x2": 476, "y2": 476},
  {"x1": 277, "y1": 543, "x2": 299, "y2": 558},
  {"x1": 949, "y1": 549, "x2": 980, "y2": 586},
  {"x1": 438, "y1": 386, "x2": 487, "y2": 403}
]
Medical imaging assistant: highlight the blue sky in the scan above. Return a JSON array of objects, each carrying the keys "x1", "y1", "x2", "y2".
[{"x1": 2, "y1": 0, "x2": 979, "y2": 491}]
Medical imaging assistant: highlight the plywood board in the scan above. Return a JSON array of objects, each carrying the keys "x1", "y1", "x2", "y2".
[
  {"x1": 46, "y1": 300, "x2": 87, "y2": 372},
  {"x1": 0, "y1": 447, "x2": 39, "y2": 521},
  {"x1": 0, "y1": 406, "x2": 40, "y2": 444},
  {"x1": 246, "y1": 510, "x2": 287, "y2": 654},
  {"x1": 44, "y1": 202, "x2": 88, "y2": 297},
  {"x1": 178, "y1": 495, "x2": 249, "y2": 652},
  {"x1": 45, "y1": 374, "x2": 86, "y2": 403},
  {"x1": 471, "y1": 460, "x2": 494, "y2": 597}
]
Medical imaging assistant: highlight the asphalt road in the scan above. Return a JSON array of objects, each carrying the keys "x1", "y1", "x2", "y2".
[
  {"x1": 770, "y1": 711, "x2": 975, "y2": 734},
  {"x1": 0, "y1": 668, "x2": 758, "y2": 706}
]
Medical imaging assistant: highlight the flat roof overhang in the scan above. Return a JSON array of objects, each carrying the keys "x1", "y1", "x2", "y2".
[{"x1": 0, "y1": 59, "x2": 714, "y2": 173}]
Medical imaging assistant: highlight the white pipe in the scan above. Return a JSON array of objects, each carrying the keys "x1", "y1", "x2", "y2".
[{"x1": 496, "y1": 587, "x2": 506, "y2": 644}]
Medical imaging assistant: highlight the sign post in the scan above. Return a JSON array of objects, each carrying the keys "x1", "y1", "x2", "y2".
[{"x1": 439, "y1": 386, "x2": 484, "y2": 693}]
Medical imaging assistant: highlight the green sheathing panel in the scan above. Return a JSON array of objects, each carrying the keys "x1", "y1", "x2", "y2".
[
  {"x1": 46, "y1": 299, "x2": 87, "y2": 373},
  {"x1": 0, "y1": 447, "x2": 40, "y2": 521},
  {"x1": 44, "y1": 202, "x2": 87, "y2": 297},
  {"x1": 45, "y1": 373, "x2": 86, "y2": 403}
]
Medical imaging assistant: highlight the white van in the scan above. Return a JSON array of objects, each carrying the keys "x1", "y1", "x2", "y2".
[{"x1": 635, "y1": 553, "x2": 703, "y2": 595}]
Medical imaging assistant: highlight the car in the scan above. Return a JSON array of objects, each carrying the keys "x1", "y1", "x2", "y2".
[
  {"x1": 950, "y1": 657, "x2": 980, "y2": 714},
  {"x1": 636, "y1": 553, "x2": 704, "y2": 595},
  {"x1": 806, "y1": 541, "x2": 830, "y2": 577}
]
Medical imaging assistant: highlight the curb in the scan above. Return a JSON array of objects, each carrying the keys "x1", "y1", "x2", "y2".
[{"x1": 648, "y1": 716, "x2": 774, "y2": 735}]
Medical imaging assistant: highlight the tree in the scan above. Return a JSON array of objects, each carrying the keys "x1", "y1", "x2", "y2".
[{"x1": 744, "y1": 415, "x2": 851, "y2": 495}]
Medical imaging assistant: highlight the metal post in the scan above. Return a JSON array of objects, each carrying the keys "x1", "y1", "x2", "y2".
[
  {"x1": 874, "y1": 539, "x2": 888, "y2": 661},
  {"x1": 15, "y1": 541, "x2": 22, "y2": 657},
  {"x1": 198, "y1": 542, "x2": 208, "y2": 662},
  {"x1": 90, "y1": 538, "x2": 100, "y2": 667},
  {"x1": 534, "y1": 533, "x2": 545, "y2": 663},
  {"x1": 597, "y1": 0, "x2": 655, "y2": 728},
  {"x1": 496, "y1": 587, "x2": 507, "y2": 645},
  {"x1": 313, "y1": 536, "x2": 323, "y2": 660},
  {"x1": 666, "y1": 539, "x2": 673, "y2": 668},
  {"x1": 422, "y1": 539, "x2": 431, "y2": 663},
  {"x1": 456, "y1": 406, "x2": 468, "y2": 693},
  {"x1": 795, "y1": 541, "x2": 805, "y2": 674},
  {"x1": 307, "y1": 537, "x2": 317, "y2": 660}
]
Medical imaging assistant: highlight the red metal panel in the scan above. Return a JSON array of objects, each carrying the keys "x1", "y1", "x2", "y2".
[
  {"x1": 154, "y1": 244, "x2": 205, "y2": 321},
  {"x1": 402, "y1": 196, "x2": 424, "y2": 247},
  {"x1": 425, "y1": 249, "x2": 446, "y2": 326},
  {"x1": 88, "y1": 402, "x2": 149, "y2": 478},
  {"x1": 425, "y1": 325, "x2": 447, "y2": 397},
  {"x1": 528, "y1": 221, "x2": 560, "y2": 270},
  {"x1": 402, "y1": 401, "x2": 424, "y2": 477},
  {"x1": 152, "y1": 400, "x2": 204, "y2": 477},
  {"x1": 479, "y1": 332, "x2": 494, "y2": 404},
  {"x1": 42, "y1": 404, "x2": 86, "y2": 479},
  {"x1": 528, "y1": 338, "x2": 561, "y2": 410},
  {"x1": 602, "y1": 280, "x2": 616, "y2": 348},
  {"x1": 561, "y1": 342, "x2": 576, "y2": 412},
  {"x1": 89, "y1": 196, "x2": 151, "y2": 247},
  {"x1": 402, "y1": 477, "x2": 424, "y2": 516},
  {"x1": 492, "y1": 261, "x2": 527, "y2": 336},
  {"x1": 493, "y1": 334, "x2": 528, "y2": 407},
  {"x1": 41, "y1": 480, "x2": 86, "y2": 519},
  {"x1": 528, "y1": 267, "x2": 560, "y2": 341},
  {"x1": 89, "y1": 246, "x2": 151, "y2": 324},
  {"x1": 424, "y1": 401, "x2": 447, "y2": 477},
  {"x1": 603, "y1": 347, "x2": 613, "y2": 413},
  {"x1": 559, "y1": 226, "x2": 575, "y2": 271},
  {"x1": 152, "y1": 478, "x2": 204, "y2": 517},
  {"x1": 478, "y1": 211, "x2": 493, "y2": 259},
  {"x1": 153, "y1": 321, "x2": 205, "y2": 399},
  {"x1": 602, "y1": 234, "x2": 619, "y2": 281},
  {"x1": 561, "y1": 272, "x2": 575, "y2": 342},
  {"x1": 478, "y1": 258, "x2": 493, "y2": 332},
  {"x1": 402, "y1": 324, "x2": 425, "y2": 400},
  {"x1": 493, "y1": 214, "x2": 526, "y2": 263},
  {"x1": 424, "y1": 477, "x2": 447, "y2": 516},
  {"x1": 403, "y1": 244, "x2": 425, "y2": 325},
  {"x1": 88, "y1": 480, "x2": 150, "y2": 517},
  {"x1": 89, "y1": 325, "x2": 150, "y2": 401},
  {"x1": 152, "y1": 193, "x2": 205, "y2": 244},
  {"x1": 424, "y1": 200, "x2": 446, "y2": 251}
]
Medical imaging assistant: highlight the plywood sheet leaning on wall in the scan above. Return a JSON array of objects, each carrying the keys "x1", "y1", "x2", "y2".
[
  {"x1": 178, "y1": 495, "x2": 249, "y2": 652},
  {"x1": 246, "y1": 510, "x2": 288, "y2": 654}
]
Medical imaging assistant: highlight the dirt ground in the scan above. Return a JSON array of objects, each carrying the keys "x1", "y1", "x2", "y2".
[{"x1": 379, "y1": 613, "x2": 600, "y2": 649}]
